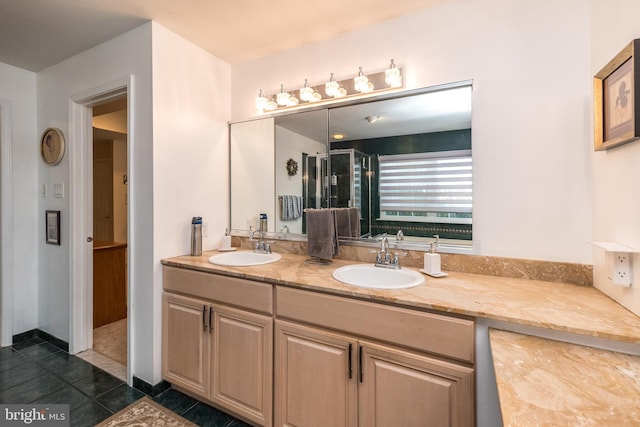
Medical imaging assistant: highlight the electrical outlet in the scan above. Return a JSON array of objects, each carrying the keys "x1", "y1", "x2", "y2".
[
  {"x1": 612, "y1": 252, "x2": 632, "y2": 287},
  {"x1": 591, "y1": 242, "x2": 636, "y2": 287},
  {"x1": 202, "y1": 222, "x2": 209, "y2": 237}
]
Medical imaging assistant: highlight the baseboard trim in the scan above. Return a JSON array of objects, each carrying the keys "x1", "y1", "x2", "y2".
[
  {"x1": 133, "y1": 376, "x2": 171, "y2": 397},
  {"x1": 12, "y1": 328, "x2": 69, "y2": 352}
]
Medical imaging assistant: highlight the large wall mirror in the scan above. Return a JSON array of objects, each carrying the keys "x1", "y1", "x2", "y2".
[{"x1": 230, "y1": 80, "x2": 473, "y2": 246}]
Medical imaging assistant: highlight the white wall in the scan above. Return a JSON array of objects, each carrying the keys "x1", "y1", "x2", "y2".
[
  {"x1": 152, "y1": 22, "x2": 231, "y2": 383},
  {"x1": 590, "y1": 0, "x2": 640, "y2": 315},
  {"x1": 231, "y1": 118, "x2": 275, "y2": 232},
  {"x1": 232, "y1": 0, "x2": 593, "y2": 264},
  {"x1": 37, "y1": 24, "x2": 155, "y2": 383},
  {"x1": 33, "y1": 21, "x2": 230, "y2": 386},
  {"x1": 275, "y1": 125, "x2": 326, "y2": 234},
  {"x1": 0, "y1": 62, "x2": 37, "y2": 340}
]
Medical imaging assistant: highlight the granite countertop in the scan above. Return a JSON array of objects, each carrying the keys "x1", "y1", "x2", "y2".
[
  {"x1": 162, "y1": 250, "x2": 640, "y2": 425},
  {"x1": 490, "y1": 329, "x2": 640, "y2": 426},
  {"x1": 161, "y1": 250, "x2": 640, "y2": 344}
]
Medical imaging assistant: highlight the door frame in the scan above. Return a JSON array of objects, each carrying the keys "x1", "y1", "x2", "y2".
[
  {"x1": 69, "y1": 76, "x2": 133, "y2": 384},
  {"x1": 0, "y1": 101, "x2": 14, "y2": 347}
]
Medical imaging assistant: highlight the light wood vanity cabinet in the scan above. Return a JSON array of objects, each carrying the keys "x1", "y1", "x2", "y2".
[
  {"x1": 163, "y1": 292, "x2": 210, "y2": 399},
  {"x1": 274, "y1": 286, "x2": 475, "y2": 427},
  {"x1": 162, "y1": 265, "x2": 475, "y2": 427},
  {"x1": 275, "y1": 321, "x2": 357, "y2": 427},
  {"x1": 358, "y1": 340, "x2": 474, "y2": 427},
  {"x1": 212, "y1": 305, "x2": 272, "y2": 425},
  {"x1": 162, "y1": 266, "x2": 273, "y2": 427}
]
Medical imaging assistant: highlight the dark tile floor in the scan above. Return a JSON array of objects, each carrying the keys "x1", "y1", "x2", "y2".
[{"x1": 0, "y1": 337, "x2": 250, "y2": 427}]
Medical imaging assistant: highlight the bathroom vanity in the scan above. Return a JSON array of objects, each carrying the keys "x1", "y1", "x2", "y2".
[
  {"x1": 162, "y1": 256, "x2": 476, "y2": 426},
  {"x1": 161, "y1": 251, "x2": 640, "y2": 427},
  {"x1": 162, "y1": 267, "x2": 273, "y2": 426}
]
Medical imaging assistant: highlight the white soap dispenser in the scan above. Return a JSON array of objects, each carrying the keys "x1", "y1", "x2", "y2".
[{"x1": 423, "y1": 235, "x2": 447, "y2": 277}]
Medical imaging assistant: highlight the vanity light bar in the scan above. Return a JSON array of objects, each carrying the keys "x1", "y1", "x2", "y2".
[{"x1": 255, "y1": 60, "x2": 403, "y2": 113}]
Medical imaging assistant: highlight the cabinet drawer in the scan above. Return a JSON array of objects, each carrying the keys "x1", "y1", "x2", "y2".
[
  {"x1": 163, "y1": 266, "x2": 273, "y2": 315},
  {"x1": 276, "y1": 286, "x2": 474, "y2": 363}
]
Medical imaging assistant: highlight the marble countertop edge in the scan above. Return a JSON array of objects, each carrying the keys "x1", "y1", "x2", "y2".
[{"x1": 161, "y1": 252, "x2": 640, "y2": 345}]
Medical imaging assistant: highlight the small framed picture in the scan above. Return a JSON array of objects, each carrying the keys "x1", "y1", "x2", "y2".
[
  {"x1": 594, "y1": 39, "x2": 640, "y2": 150},
  {"x1": 46, "y1": 210, "x2": 61, "y2": 245}
]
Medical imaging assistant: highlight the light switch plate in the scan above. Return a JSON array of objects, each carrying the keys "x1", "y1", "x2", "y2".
[{"x1": 53, "y1": 183, "x2": 64, "y2": 198}]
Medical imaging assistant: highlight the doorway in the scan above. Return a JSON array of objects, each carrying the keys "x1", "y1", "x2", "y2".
[
  {"x1": 69, "y1": 79, "x2": 133, "y2": 384},
  {"x1": 75, "y1": 97, "x2": 129, "y2": 380}
]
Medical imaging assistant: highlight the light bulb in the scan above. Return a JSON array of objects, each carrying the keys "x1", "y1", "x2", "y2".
[
  {"x1": 326, "y1": 73, "x2": 340, "y2": 97},
  {"x1": 354, "y1": 66, "x2": 373, "y2": 93},
  {"x1": 385, "y1": 59, "x2": 402, "y2": 87},
  {"x1": 255, "y1": 89, "x2": 268, "y2": 111},
  {"x1": 265, "y1": 100, "x2": 277, "y2": 111},
  {"x1": 277, "y1": 84, "x2": 290, "y2": 106},
  {"x1": 300, "y1": 79, "x2": 314, "y2": 102}
]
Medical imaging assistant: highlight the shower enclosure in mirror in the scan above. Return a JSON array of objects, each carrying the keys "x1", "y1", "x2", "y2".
[
  {"x1": 302, "y1": 149, "x2": 372, "y2": 236},
  {"x1": 229, "y1": 80, "x2": 472, "y2": 246}
]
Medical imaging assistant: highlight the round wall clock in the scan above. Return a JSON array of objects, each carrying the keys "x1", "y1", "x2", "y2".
[{"x1": 41, "y1": 128, "x2": 65, "y2": 166}]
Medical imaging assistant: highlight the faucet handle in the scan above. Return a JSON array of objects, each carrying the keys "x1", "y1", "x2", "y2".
[
  {"x1": 391, "y1": 254, "x2": 400, "y2": 267},
  {"x1": 393, "y1": 249, "x2": 408, "y2": 258}
]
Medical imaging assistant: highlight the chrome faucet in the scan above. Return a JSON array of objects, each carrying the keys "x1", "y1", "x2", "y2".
[
  {"x1": 375, "y1": 235, "x2": 401, "y2": 269},
  {"x1": 249, "y1": 229, "x2": 272, "y2": 254}
]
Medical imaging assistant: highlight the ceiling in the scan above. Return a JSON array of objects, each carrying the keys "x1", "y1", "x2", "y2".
[{"x1": 0, "y1": 0, "x2": 446, "y2": 72}]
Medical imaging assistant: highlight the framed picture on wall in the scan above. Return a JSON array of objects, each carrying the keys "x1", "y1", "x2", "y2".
[
  {"x1": 46, "y1": 210, "x2": 61, "y2": 245},
  {"x1": 40, "y1": 128, "x2": 65, "y2": 165},
  {"x1": 594, "y1": 39, "x2": 640, "y2": 150}
]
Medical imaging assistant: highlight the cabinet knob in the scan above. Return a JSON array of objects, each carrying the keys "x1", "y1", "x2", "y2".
[{"x1": 87, "y1": 237, "x2": 94, "y2": 242}]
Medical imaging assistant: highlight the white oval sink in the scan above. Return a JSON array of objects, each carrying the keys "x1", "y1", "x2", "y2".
[
  {"x1": 208, "y1": 250, "x2": 281, "y2": 267},
  {"x1": 332, "y1": 264, "x2": 424, "y2": 289}
]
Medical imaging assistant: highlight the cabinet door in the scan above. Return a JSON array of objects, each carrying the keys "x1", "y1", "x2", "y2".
[
  {"x1": 274, "y1": 320, "x2": 357, "y2": 427},
  {"x1": 212, "y1": 306, "x2": 273, "y2": 427},
  {"x1": 162, "y1": 293, "x2": 210, "y2": 399},
  {"x1": 358, "y1": 341, "x2": 474, "y2": 427}
]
